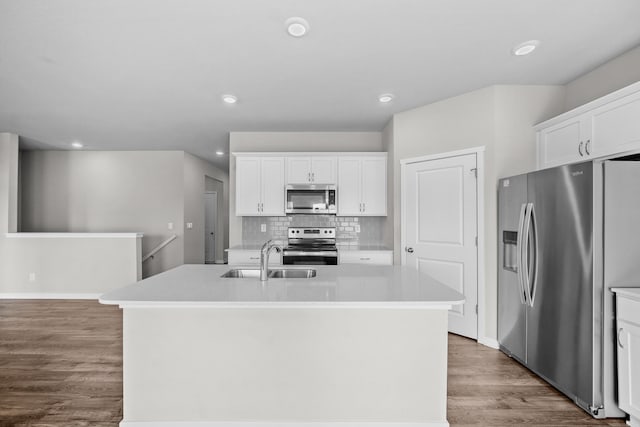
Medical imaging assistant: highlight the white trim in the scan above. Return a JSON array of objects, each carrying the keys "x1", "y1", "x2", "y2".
[
  {"x1": 5, "y1": 232, "x2": 143, "y2": 239},
  {"x1": 0, "y1": 293, "x2": 101, "y2": 300},
  {"x1": 400, "y1": 146, "x2": 486, "y2": 343},
  {"x1": 399, "y1": 146, "x2": 486, "y2": 165},
  {"x1": 478, "y1": 337, "x2": 500, "y2": 349},
  {"x1": 120, "y1": 422, "x2": 448, "y2": 427}
]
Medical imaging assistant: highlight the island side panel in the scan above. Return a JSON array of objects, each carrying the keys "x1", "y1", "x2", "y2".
[{"x1": 122, "y1": 307, "x2": 449, "y2": 425}]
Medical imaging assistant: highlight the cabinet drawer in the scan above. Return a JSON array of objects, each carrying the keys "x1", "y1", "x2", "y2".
[
  {"x1": 339, "y1": 251, "x2": 393, "y2": 265},
  {"x1": 227, "y1": 250, "x2": 281, "y2": 266}
]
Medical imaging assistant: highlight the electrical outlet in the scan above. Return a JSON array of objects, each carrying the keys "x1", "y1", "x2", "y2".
[
  {"x1": 355, "y1": 224, "x2": 360, "y2": 233},
  {"x1": 28, "y1": 272, "x2": 36, "y2": 282},
  {"x1": 168, "y1": 222, "x2": 174, "y2": 230},
  {"x1": 261, "y1": 223, "x2": 267, "y2": 232},
  {"x1": 186, "y1": 222, "x2": 193, "y2": 229}
]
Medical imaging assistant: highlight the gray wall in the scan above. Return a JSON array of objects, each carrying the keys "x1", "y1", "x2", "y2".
[
  {"x1": 20, "y1": 150, "x2": 220, "y2": 278},
  {"x1": 183, "y1": 153, "x2": 229, "y2": 264},
  {"x1": 391, "y1": 85, "x2": 566, "y2": 341},
  {"x1": 564, "y1": 44, "x2": 640, "y2": 111},
  {"x1": 228, "y1": 132, "x2": 384, "y2": 246}
]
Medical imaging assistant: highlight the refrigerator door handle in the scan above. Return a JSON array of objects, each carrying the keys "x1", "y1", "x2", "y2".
[
  {"x1": 527, "y1": 203, "x2": 539, "y2": 307},
  {"x1": 521, "y1": 203, "x2": 533, "y2": 306},
  {"x1": 516, "y1": 203, "x2": 528, "y2": 305}
]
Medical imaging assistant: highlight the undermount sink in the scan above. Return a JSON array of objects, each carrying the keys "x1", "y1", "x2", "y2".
[
  {"x1": 269, "y1": 268, "x2": 316, "y2": 279},
  {"x1": 220, "y1": 268, "x2": 316, "y2": 279}
]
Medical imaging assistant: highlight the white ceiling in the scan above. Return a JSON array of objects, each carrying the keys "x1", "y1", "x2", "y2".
[{"x1": 1, "y1": 0, "x2": 640, "y2": 171}]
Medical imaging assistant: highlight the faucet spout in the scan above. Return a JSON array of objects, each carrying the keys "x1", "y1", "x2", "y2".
[{"x1": 260, "y1": 240, "x2": 282, "y2": 281}]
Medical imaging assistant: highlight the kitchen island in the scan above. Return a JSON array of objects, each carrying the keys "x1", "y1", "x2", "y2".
[{"x1": 100, "y1": 264, "x2": 464, "y2": 427}]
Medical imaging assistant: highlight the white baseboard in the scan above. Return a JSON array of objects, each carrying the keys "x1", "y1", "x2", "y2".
[
  {"x1": 120, "y1": 422, "x2": 449, "y2": 427},
  {"x1": 478, "y1": 336, "x2": 499, "y2": 349},
  {"x1": 0, "y1": 293, "x2": 101, "y2": 300}
]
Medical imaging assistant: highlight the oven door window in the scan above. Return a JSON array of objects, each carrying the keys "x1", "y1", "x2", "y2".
[{"x1": 287, "y1": 190, "x2": 327, "y2": 211}]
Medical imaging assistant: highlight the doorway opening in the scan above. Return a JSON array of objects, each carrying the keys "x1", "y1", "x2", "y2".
[{"x1": 205, "y1": 176, "x2": 225, "y2": 264}]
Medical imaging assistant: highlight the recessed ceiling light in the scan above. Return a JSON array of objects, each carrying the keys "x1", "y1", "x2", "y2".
[
  {"x1": 222, "y1": 94, "x2": 237, "y2": 104},
  {"x1": 215, "y1": 150, "x2": 224, "y2": 156},
  {"x1": 378, "y1": 94, "x2": 394, "y2": 103},
  {"x1": 286, "y1": 17, "x2": 310, "y2": 37},
  {"x1": 71, "y1": 141, "x2": 83, "y2": 149},
  {"x1": 512, "y1": 40, "x2": 540, "y2": 56}
]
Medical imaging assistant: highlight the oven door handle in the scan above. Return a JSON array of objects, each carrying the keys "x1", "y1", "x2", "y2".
[{"x1": 283, "y1": 251, "x2": 338, "y2": 257}]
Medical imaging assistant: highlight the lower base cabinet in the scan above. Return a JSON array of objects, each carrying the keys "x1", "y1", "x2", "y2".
[
  {"x1": 339, "y1": 250, "x2": 393, "y2": 265},
  {"x1": 226, "y1": 249, "x2": 281, "y2": 266},
  {"x1": 613, "y1": 288, "x2": 640, "y2": 427}
]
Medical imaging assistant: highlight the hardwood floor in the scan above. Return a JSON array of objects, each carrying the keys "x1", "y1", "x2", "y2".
[
  {"x1": 0, "y1": 300, "x2": 629, "y2": 426},
  {"x1": 0, "y1": 300, "x2": 122, "y2": 427}
]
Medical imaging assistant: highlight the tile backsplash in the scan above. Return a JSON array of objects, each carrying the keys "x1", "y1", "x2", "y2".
[{"x1": 242, "y1": 215, "x2": 384, "y2": 246}]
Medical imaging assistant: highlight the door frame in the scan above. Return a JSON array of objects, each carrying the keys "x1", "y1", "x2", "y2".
[
  {"x1": 204, "y1": 190, "x2": 218, "y2": 264},
  {"x1": 400, "y1": 146, "x2": 486, "y2": 345}
]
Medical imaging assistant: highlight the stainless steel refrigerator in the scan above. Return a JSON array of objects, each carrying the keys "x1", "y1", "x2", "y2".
[{"x1": 498, "y1": 159, "x2": 640, "y2": 419}]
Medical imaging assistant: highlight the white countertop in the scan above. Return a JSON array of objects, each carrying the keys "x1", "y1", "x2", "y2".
[
  {"x1": 337, "y1": 244, "x2": 392, "y2": 251},
  {"x1": 612, "y1": 287, "x2": 640, "y2": 301},
  {"x1": 99, "y1": 264, "x2": 464, "y2": 309}
]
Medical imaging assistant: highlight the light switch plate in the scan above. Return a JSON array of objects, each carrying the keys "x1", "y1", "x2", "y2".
[
  {"x1": 168, "y1": 222, "x2": 174, "y2": 230},
  {"x1": 28, "y1": 272, "x2": 36, "y2": 282},
  {"x1": 355, "y1": 224, "x2": 360, "y2": 233},
  {"x1": 261, "y1": 224, "x2": 267, "y2": 232}
]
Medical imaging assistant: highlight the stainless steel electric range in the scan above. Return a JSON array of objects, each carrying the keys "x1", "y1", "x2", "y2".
[{"x1": 282, "y1": 227, "x2": 338, "y2": 265}]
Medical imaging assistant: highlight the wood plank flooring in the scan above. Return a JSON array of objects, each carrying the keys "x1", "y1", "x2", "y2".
[{"x1": 0, "y1": 300, "x2": 629, "y2": 426}]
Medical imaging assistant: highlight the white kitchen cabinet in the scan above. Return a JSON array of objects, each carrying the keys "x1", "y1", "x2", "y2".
[
  {"x1": 536, "y1": 81, "x2": 640, "y2": 170},
  {"x1": 235, "y1": 156, "x2": 285, "y2": 216},
  {"x1": 339, "y1": 250, "x2": 393, "y2": 265},
  {"x1": 537, "y1": 115, "x2": 592, "y2": 169},
  {"x1": 338, "y1": 155, "x2": 387, "y2": 216},
  {"x1": 591, "y1": 93, "x2": 640, "y2": 157},
  {"x1": 613, "y1": 288, "x2": 640, "y2": 427},
  {"x1": 286, "y1": 156, "x2": 337, "y2": 184},
  {"x1": 227, "y1": 249, "x2": 281, "y2": 266}
]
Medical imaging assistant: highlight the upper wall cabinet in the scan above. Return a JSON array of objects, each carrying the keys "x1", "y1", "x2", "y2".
[
  {"x1": 236, "y1": 156, "x2": 285, "y2": 216},
  {"x1": 536, "y1": 82, "x2": 640, "y2": 170},
  {"x1": 338, "y1": 155, "x2": 387, "y2": 216},
  {"x1": 287, "y1": 156, "x2": 337, "y2": 184}
]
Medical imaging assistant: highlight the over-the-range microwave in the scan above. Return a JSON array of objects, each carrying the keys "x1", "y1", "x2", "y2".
[{"x1": 285, "y1": 184, "x2": 337, "y2": 214}]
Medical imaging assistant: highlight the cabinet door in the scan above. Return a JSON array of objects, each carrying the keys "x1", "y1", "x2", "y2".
[
  {"x1": 538, "y1": 117, "x2": 589, "y2": 169},
  {"x1": 311, "y1": 156, "x2": 337, "y2": 184},
  {"x1": 617, "y1": 319, "x2": 640, "y2": 417},
  {"x1": 337, "y1": 157, "x2": 362, "y2": 216},
  {"x1": 361, "y1": 157, "x2": 387, "y2": 216},
  {"x1": 286, "y1": 157, "x2": 312, "y2": 184},
  {"x1": 591, "y1": 94, "x2": 640, "y2": 157},
  {"x1": 261, "y1": 157, "x2": 286, "y2": 216},
  {"x1": 236, "y1": 157, "x2": 262, "y2": 216}
]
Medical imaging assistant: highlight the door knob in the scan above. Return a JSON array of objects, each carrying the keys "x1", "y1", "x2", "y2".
[{"x1": 405, "y1": 247, "x2": 414, "y2": 253}]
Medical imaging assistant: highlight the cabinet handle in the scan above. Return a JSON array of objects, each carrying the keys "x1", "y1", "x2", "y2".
[
  {"x1": 258, "y1": 203, "x2": 261, "y2": 213},
  {"x1": 308, "y1": 172, "x2": 311, "y2": 182},
  {"x1": 312, "y1": 172, "x2": 315, "y2": 181},
  {"x1": 249, "y1": 257, "x2": 259, "y2": 260},
  {"x1": 578, "y1": 141, "x2": 584, "y2": 156},
  {"x1": 261, "y1": 203, "x2": 264, "y2": 212},
  {"x1": 362, "y1": 203, "x2": 365, "y2": 213},
  {"x1": 360, "y1": 257, "x2": 371, "y2": 260},
  {"x1": 618, "y1": 328, "x2": 624, "y2": 348},
  {"x1": 585, "y1": 139, "x2": 591, "y2": 155}
]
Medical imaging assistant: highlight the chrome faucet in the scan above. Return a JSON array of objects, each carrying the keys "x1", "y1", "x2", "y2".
[{"x1": 260, "y1": 240, "x2": 282, "y2": 281}]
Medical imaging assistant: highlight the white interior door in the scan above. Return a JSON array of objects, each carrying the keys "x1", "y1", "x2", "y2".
[
  {"x1": 204, "y1": 192, "x2": 217, "y2": 264},
  {"x1": 403, "y1": 153, "x2": 478, "y2": 339}
]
